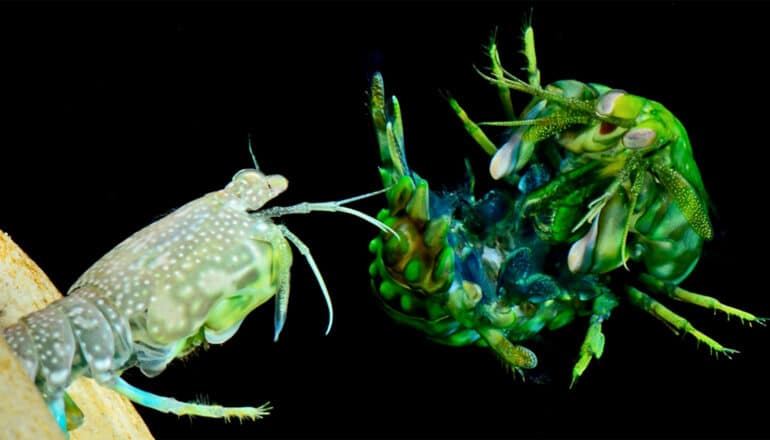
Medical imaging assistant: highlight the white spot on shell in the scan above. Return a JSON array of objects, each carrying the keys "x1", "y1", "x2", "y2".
[
  {"x1": 198, "y1": 269, "x2": 232, "y2": 296},
  {"x1": 49, "y1": 369, "x2": 68, "y2": 385},
  {"x1": 93, "y1": 357, "x2": 112, "y2": 371}
]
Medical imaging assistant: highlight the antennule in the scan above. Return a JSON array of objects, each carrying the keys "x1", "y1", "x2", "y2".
[
  {"x1": 257, "y1": 187, "x2": 399, "y2": 238},
  {"x1": 247, "y1": 134, "x2": 260, "y2": 171}
]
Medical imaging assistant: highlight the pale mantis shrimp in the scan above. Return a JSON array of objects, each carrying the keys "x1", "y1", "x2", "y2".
[{"x1": 2, "y1": 151, "x2": 395, "y2": 434}]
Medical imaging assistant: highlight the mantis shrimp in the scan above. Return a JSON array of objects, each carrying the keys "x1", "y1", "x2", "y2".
[
  {"x1": 2, "y1": 157, "x2": 395, "y2": 434},
  {"x1": 367, "y1": 24, "x2": 764, "y2": 385}
]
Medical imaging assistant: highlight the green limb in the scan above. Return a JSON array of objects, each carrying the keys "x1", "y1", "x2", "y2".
[
  {"x1": 370, "y1": 73, "x2": 390, "y2": 165},
  {"x1": 522, "y1": 25, "x2": 540, "y2": 87},
  {"x1": 489, "y1": 33, "x2": 515, "y2": 119},
  {"x1": 652, "y1": 164, "x2": 713, "y2": 240},
  {"x1": 571, "y1": 292, "x2": 618, "y2": 388},
  {"x1": 477, "y1": 327, "x2": 538, "y2": 378},
  {"x1": 627, "y1": 286, "x2": 739, "y2": 357},
  {"x1": 524, "y1": 160, "x2": 602, "y2": 209},
  {"x1": 109, "y1": 376, "x2": 271, "y2": 420},
  {"x1": 620, "y1": 171, "x2": 644, "y2": 269},
  {"x1": 371, "y1": 72, "x2": 408, "y2": 177},
  {"x1": 447, "y1": 97, "x2": 498, "y2": 156},
  {"x1": 639, "y1": 274, "x2": 766, "y2": 326}
]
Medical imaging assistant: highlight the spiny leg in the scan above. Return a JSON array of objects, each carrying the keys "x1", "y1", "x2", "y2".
[
  {"x1": 483, "y1": 23, "x2": 540, "y2": 118},
  {"x1": 571, "y1": 292, "x2": 618, "y2": 388},
  {"x1": 109, "y1": 376, "x2": 271, "y2": 420},
  {"x1": 489, "y1": 30, "x2": 515, "y2": 120},
  {"x1": 449, "y1": 27, "x2": 542, "y2": 160},
  {"x1": 639, "y1": 274, "x2": 766, "y2": 326},
  {"x1": 477, "y1": 327, "x2": 538, "y2": 378},
  {"x1": 522, "y1": 25, "x2": 540, "y2": 87},
  {"x1": 371, "y1": 72, "x2": 409, "y2": 176},
  {"x1": 522, "y1": 160, "x2": 602, "y2": 211},
  {"x1": 627, "y1": 286, "x2": 738, "y2": 357}
]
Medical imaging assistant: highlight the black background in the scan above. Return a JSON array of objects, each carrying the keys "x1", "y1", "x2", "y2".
[{"x1": 1, "y1": 1, "x2": 769, "y2": 439}]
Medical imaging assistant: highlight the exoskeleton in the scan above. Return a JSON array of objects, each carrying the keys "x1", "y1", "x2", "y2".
[
  {"x1": 367, "y1": 24, "x2": 764, "y2": 386},
  {"x1": 2, "y1": 163, "x2": 393, "y2": 434}
]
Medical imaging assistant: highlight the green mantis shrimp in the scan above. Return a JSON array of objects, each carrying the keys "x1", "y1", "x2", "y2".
[
  {"x1": 368, "y1": 24, "x2": 765, "y2": 385},
  {"x1": 2, "y1": 158, "x2": 395, "y2": 435}
]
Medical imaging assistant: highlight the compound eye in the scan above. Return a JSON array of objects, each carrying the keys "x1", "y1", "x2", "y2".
[
  {"x1": 623, "y1": 127, "x2": 657, "y2": 149},
  {"x1": 232, "y1": 168, "x2": 264, "y2": 184},
  {"x1": 596, "y1": 90, "x2": 644, "y2": 120},
  {"x1": 265, "y1": 175, "x2": 288, "y2": 195},
  {"x1": 595, "y1": 90, "x2": 626, "y2": 117}
]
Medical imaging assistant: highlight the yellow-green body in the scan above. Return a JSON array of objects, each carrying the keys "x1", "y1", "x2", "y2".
[
  {"x1": 367, "y1": 24, "x2": 764, "y2": 387},
  {"x1": 510, "y1": 82, "x2": 711, "y2": 284}
]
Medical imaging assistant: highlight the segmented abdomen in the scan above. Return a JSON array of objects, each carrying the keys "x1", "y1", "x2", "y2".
[
  {"x1": 2, "y1": 286, "x2": 133, "y2": 401},
  {"x1": 3, "y1": 187, "x2": 280, "y2": 402}
]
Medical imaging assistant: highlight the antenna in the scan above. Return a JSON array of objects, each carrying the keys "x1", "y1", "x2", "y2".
[{"x1": 248, "y1": 133, "x2": 260, "y2": 171}]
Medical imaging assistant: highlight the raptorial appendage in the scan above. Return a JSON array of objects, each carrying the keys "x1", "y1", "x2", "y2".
[
  {"x1": 3, "y1": 164, "x2": 394, "y2": 434},
  {"x1": 367, "y1": 25, "x2": 763, "y2": 385}
]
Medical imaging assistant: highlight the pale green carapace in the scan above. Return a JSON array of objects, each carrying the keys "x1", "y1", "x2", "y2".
[{"x1": 3, "y1": 164, "x2": 395, "y2": 435}]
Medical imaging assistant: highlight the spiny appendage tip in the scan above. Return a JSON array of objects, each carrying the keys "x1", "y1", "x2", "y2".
[
  {"x1": 219, "y1": 401, "x2": 273, "y2": 422},
  {"x1": 687, "y1": 331, "x2": 740, "y2": 359}
]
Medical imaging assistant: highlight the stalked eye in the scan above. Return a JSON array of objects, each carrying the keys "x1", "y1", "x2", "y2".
[
  {"x1": 623, "y1": 127, "x2": 657, "y2": 149},
  {"x1": 266, "y1": 175, "x2": 289, "y2": 195},
  {"x1": 232, "y1": 168, "x2": 263, "y2": 182},
  {"x1": 595, "y1": 90, "x2": 626, "y2": 117},
  {"x1": 226, "y1": 169, "x2": 288, "y2": 211}
]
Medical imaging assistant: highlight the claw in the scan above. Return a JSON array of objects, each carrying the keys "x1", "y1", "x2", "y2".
[
  {"x1": 478, "y1": 327, "x2": 538, "y2": 373},
  {"x1": 571, "y1": 323, "x2": 605, "y2": 388},
  {"x1": 571, "y1": 293, "x2": 617, "y2": 387}
]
